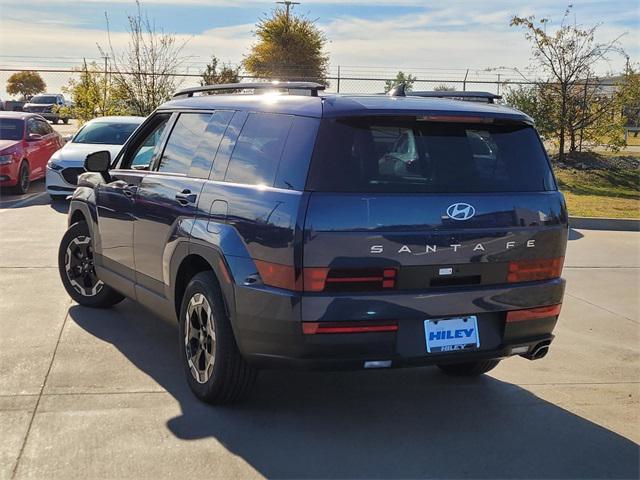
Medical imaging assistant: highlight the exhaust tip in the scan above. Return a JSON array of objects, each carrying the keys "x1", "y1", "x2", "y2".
[
  {"x1": 520, "y1": 341, "x2": 551, "y2": 360},
  {"x1": 533, "y1": 346, "x2": 549, "y2": 359}
]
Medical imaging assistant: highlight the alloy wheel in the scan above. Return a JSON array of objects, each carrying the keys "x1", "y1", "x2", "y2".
[
  {"x1": 19, "y1": 164, "x2": 29, "y2": 192},
  {"x1": 184, "y1": 293, "x2": 216, "y2": 384},
  {"x1": 64, "y1": 235, "x2": 104, "y2": 297}
]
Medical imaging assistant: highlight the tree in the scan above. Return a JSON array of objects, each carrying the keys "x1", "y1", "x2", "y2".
[
  {"x1": 200, "y1": 56, "x2": 240, "y2": 86},
  {"x1": 103, "y1": 1, "x2": 188, "y2": 116},
  {"x1": 616, "y1": 68, "x2": 640, "y2": 133},
  {"x1": 56, "y1": 60, "x2": 130, "y2": 125},
  {"x1": 243, "y1": 6, "x2": 329, "y2": 83},
  {"x1": 511, "y1": 7, "x2": 625, "y2": 162},
  {"x1": 433, "y1": 84, "x2": 456, "y2": 92},
  {"x1": 504, "y1": 83, "x2": 557, "y2": 137},
  {"x1": 384, "y1": 71, "x2": 417, "y2": 93},
  {"x1": 6, "y1": 71, "x2": 46, "y2": 100}
]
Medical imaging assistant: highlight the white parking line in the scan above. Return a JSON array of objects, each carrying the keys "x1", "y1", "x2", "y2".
[{"x1": 0, "y1": 191, "x2": 48, "y2": 210}]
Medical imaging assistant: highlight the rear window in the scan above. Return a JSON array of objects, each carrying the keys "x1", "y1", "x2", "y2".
[{"x1": 307, "y1": 117, "x2": 555, "y2": 193}]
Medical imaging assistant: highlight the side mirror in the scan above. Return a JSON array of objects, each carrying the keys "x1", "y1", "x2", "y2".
[
  {"x1": 85, "y1": 150, "x2": 111, "y2": 172},
  {"x1": 27, "y1": 133, "x2": 43, "y2": 141},
  {"x1": 63, "y1": 134, "x2": 73, "y2": 143}
]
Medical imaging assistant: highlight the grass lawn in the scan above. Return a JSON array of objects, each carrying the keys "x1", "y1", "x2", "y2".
[
  {"x1": 626, "y1": 134, "x2": 640, "y2": 146},
  {"x1": 555, "y1": 167, "x2": 640, "y2": 218}
]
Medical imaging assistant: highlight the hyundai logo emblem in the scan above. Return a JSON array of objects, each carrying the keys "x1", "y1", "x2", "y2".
[{"x1": 446, "y1": 203, "x2": 476, "y2": 221}]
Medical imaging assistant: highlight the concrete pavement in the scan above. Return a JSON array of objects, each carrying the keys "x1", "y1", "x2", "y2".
[{"x1": 0, "y1": 196, "x2": 638, "y2": 479}]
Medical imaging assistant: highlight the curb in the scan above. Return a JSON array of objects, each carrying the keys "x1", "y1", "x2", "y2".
[{"x1": 569, "y1": 216, "x2": 640, "y2": 232}]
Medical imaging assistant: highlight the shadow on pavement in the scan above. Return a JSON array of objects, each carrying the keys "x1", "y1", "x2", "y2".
[
  {"x1": 0, "y1": 179, "x2": 47, "y2": 209},
  {"x1": 568, "y1": 229, "x2": 584, "y2": 241},
  {"x1": 50, "y1": 198, "x2": 70, "y2": 214},
  {"x1": 68, "y1": 302, "x2": 639, "y2": 479}
]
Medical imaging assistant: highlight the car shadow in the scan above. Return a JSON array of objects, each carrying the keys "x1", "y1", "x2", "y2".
[
  {"x1": 0, "y1": 179, "x2": 47, "y2": 209},
  {"x1": 568, "y1": 228, "x2": 585, "y2": 241},
  {"x1": 49, "y1": 197, "x2": 70, "y2": 214},
  {"x1": 67, "y1": 302, "x2": 639, "y2": 479}
]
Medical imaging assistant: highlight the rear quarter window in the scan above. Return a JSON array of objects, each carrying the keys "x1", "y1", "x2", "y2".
[
  {"x1": 224, "y1": 112, "x2": 293, "y2": 186},
  {"x1": 307, "y1": 117, "x2": 555, "y2": 193}
]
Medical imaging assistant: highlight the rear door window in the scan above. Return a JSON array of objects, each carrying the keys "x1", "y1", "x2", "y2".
[
  {"x1": 307, "y1": 117, "x2": 555, "y2": 193},
  {"x1": 188, "y1": 110, "x2": 234, "y2": 179},
  {"x1": 224, "y1": 112, "x2": 293, "y2": 186}
]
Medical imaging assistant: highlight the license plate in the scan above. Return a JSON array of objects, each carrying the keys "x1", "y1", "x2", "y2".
[{"x1": 424, "y1": 316, "x2": 479, "y2": 353}]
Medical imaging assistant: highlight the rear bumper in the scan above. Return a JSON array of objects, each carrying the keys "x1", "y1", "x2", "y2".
[{"x1": 232, "y1": 278, "x2": 565, "y2": 370}]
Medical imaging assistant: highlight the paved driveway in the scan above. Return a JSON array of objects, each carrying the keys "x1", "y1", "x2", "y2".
[{"x1": 1, "y1": 195, "x2": 638, "y2": 479}]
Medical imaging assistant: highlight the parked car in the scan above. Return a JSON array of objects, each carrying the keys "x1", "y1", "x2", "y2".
[
  {"x1": 59, "y1": 82, "x2": 568, "y2": 404},
  {"x1": 23, "y1": 93, "x2": 70, "y2": 124},
  {"x1": 0, "y1": 112, "x2": 63, "y2": 194},
  {"x1": 46, "y1": 116, "x2": 145, "y2": 199}
]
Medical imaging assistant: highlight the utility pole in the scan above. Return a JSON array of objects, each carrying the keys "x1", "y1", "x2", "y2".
[
  {"x1": 276, "y1": 1, "x2": 300, "y2": 21},
  {"x1": 97, "y1": 44, "x2": 109, "y2": 114}
]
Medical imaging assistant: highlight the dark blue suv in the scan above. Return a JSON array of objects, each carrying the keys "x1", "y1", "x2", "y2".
[{"x1": 58, "y1": 82, "x2": 567, "y2": 404}]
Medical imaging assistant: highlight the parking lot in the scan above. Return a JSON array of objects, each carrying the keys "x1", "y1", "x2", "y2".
[{"x1": 0, "y1": 188, "x2": 638, "y2": 479}]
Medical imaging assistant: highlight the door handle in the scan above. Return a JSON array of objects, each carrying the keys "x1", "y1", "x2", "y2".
[
  {"x1": 175, "y1": 189, "x2": 197, "y2": 205},
  {"x1": 122, "y1": 184, "x2": 137, "y2": 198}
]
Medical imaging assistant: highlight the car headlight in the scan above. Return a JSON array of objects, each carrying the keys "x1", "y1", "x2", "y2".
[
  {"x1": 48, "y1": 160, "x2": 64, "y2": 171},
  {"x1": 0, "y1": 154, "x2": 13, "y2": 165}
]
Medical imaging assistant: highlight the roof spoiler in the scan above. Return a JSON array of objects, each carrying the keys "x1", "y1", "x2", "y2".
[{"x1": 173, "y1": 81, "x2": 326, "y2": 98}]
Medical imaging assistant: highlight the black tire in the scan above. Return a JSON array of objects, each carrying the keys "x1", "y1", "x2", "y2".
[
  {"x1": 58, "y1": 221, "x2": 124, "y2": 308},
  {"x1": 13, "y1": 161, "x2": 30, "y2": 194},
  {"x1": 179, "y1": 271, "x2": 257, "y2": 404},
  {"x1": 437, "y1": 359, "x2": 501, "y2": 377},
  {"x1": 63, "y1": 118, "x2": 69, "y2": 125}
]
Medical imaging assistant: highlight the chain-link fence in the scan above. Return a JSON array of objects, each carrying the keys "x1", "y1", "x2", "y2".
[
  {"x1": 3, "y1": 68, "x2": 631, "y2": 130},
  {"x1": 1, "y1": 67, "x2": 553, "y2": 101}
]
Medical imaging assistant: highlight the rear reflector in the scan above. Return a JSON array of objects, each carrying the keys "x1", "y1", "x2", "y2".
[
  {"x1": 254, "y1": 260, "x2": 301, "y2": 291},
  {"x1": 506, "y1": 304, "x2": 562, "y2": 322},
  {"x1": 507, "y1": 257, "x2": 564, "y2": 283},
  {"x1": 302, "y1": 321, "x2": 399, "y2": 334}
]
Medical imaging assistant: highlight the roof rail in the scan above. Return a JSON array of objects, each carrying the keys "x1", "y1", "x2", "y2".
[
  {"x1": 173, "y1": 81, "x2": 326, "y2": 98},
  {"x1": 407, "y1": 91, "x2": 502, "y2": 103}
]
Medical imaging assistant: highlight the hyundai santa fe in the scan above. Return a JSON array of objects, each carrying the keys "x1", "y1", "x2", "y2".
[{"x1": 58, "y1": 82, "x2": 568, "y2": 404}]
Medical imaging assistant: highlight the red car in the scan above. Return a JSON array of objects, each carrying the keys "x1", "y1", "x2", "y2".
[{"x1": 0, "y1": 112, "x2": 63, "y2": 194}]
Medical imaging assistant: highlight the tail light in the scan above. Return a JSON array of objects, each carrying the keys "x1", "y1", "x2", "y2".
[
  {"x1": 304, "y1": 267, "x2": 397, "y2": 292},
  {"x1": 302, "y1": 321, "x2": 398, "y2": 334},
  {"x1": 507, "y1": 257, "x2": 564, "y2": 283},
  {"x1": 254, "y1": 261, "x2": 397, "y2": 293},
  {"x1": 506, "y1": 304, "x2": 562, "y2": 322}
]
